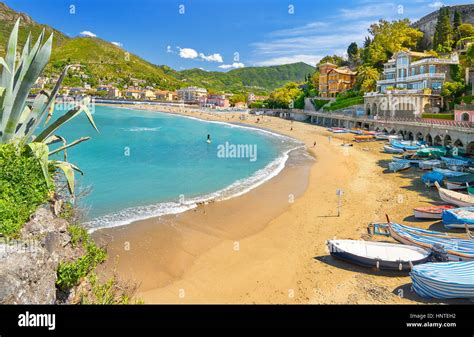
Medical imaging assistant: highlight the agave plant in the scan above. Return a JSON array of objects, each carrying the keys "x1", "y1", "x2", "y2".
[{"x1": 0, "y1": 18, "x2": 98, "y2": 194}]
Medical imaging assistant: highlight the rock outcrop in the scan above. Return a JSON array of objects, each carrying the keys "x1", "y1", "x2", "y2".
[{"x1": 0, "y1": 205, "x2": 77, "y2": 304}]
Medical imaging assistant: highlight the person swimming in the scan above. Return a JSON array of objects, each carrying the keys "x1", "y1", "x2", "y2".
[{"x1": 207, "y1": 134, "x2": 211, "y2": 144}]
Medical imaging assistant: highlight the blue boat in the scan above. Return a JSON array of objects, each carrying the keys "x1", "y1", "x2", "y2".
[
  {"x1": 421, "y1": 171, "x2": 445, "y2": 186},
  {"x1": 441, "y1": 157, "x2": 469, "y2": 167},
  {"x1": 442, "y1": 207, "x2": 474, "y2": 229},
  {"x1": 410, "y1": 261, "x2": 474, "y2": 299},
  {"x1": 390, "y1": 140, "x2": 422, "y2": 151},
  {"x1": 371, "y1": 222, "x2": 474, "y2": 261},
  {"x1": 433, "y1": 168, "x2": 469, "y2": 178}
]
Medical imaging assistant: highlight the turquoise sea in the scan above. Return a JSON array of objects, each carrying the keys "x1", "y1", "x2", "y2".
[{"x1": 51, "y1": 105, "x2": 302, "y2": 230}]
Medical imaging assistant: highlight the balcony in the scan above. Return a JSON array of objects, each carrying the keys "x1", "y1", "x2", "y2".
[
  {"x1": 410, "y1": 57, "x2": 458, "y2": 66},
  {"x1": 405, "y1": 73, "x2": 446, "y2": 81}
]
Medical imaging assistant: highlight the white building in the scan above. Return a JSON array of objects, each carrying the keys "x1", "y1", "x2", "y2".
[{"x1": 177, "y1": 86, "x2": 208, "y2": 103}]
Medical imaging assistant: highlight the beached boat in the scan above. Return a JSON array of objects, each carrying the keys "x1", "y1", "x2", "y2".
[
  {"x1": 434, "y1": 181, "x2": 474, "y2": 207},
  {"x1": 442, "y1": 207, "x2": 474, "y2": 229},
  {"x1": 418, "y1": 160, "x2": 442, "y2": 170},
  {"x1": 413, "y1": 205, "x2": 455, "y2": 219},
  {"x1": 441, "y1": 156, "x2": 469, "y2": 170},
  {"x1": 388, "y1": 160, "x2": 411, "y2": 172},
  {"x1": 433, "y1": 168, "x2": 469, "y2": 178},
  {"x1": 445, "y1": 174, "x2": 474, "y2": 190},
  {"x1": 326, "y1": 240, "x2": 430, "y2": 271},
  {"x1": 385, "y1": 222, "x2": 474, "y2": 261},
  {"x1": 421, "y1": 171, "x2": 445, "y2": 187},
  {"x1": 416, "y1": 147, "x2": 447, "y2": 158},
  {"x1": 375, "y1": 133, "x2": 389, "y2": 140},
  {"x1": 330, "y1": 127, "x2": 349, "y2": 134},
  {"x1": 469, "y1": 185, "x2": 474, "y2": 196},
  {"x1": 411, "y1": 261, "x2": 474, "y2": 299},
  {"x1": 390, "y1": 140, "x2": 423, "y2": 151},
  {"x1": 383, "y1": 145, "x2": 404, "y2": 154},
  {"x1": 354, "y1": 135, "x2": 374, "y2": 142}
]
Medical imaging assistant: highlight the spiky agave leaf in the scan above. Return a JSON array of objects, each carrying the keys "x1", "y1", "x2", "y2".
[
  {"x1": 26, "y1": 142, "x2": 51, "y2": 189},
  {"x1": 51, "y1": 160, "x2": 84, "y2": 194},
  {"x1": 48, "y1": 136, "x2": 90, "y2": 156},
  {"x1": 35, "y1": 97, "x2": 98, "y2": 142}
]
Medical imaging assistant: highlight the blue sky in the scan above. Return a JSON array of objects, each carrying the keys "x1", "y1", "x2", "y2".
[{"x1": 4, "y1": 0, "x2": 473, "y2": 71}]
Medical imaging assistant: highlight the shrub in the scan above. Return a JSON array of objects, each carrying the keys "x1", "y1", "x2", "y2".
[
  {"x1": 421, "y1": 113, "x2": 454, "y2": 120},
  {"x1": 56, "y1": 226, "x2": 107, "y2": 290},
  {"x1": 325, "y1": 96, "x2": 364, "y2": 111},
  {"x1": 0, "y1": 144, "x2": 52, "y2": 237}
]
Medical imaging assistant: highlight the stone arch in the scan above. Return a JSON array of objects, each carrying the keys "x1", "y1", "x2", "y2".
[
  {"x1": 407, "y1": 132, "x2": 414, "y2": 141},
  {"x1": 467, "y1": 142, "x2": 474, "y2": 155},
  {"x1": 366, "y1": 104, "x2": 371, "y2": 116},
  {"x1": 423, "y1": 103, "x2": 432, "y2": 113},
  {"x1": 382, "y1": 128, "x2": 388, "y2": 133},
  {"x1": 434, "y1": 135, "x2": 443, "y2": 146},
  {"x1": 425, "y1": 134, "x2": 433, "y2": 146},
  {"x1": 372, "y1": 103, "x2": 378, "y2": 116},
  {"x1": 461, "y1": 112, "x2": 470, "y2": 122},
  {"x1": 390, "y1": 129, "x2": 397, "y2": 135},
  {"x1": 453, "y1": 139, "x2": 464, "y2": 148},
  {"x1": 375, "y1": 127, "x2": 380, "y2": 132},
  {"x1": 363, "y1": 123, "x2": 370, "y2": 130},
  {"x1": 416, "y1": 132, "x2": 424, "y2": 141},
  {"x1": 443, "y1": 135, "x2": 452, "y2": 147}
]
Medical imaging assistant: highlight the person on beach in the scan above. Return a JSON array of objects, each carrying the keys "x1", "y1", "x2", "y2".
[
  {"x1": 207, "y1": 134, "x2": 211, "y2": 144},
  {"x1": 313, "y1": 141, "x2": 317, "y2": 148}
]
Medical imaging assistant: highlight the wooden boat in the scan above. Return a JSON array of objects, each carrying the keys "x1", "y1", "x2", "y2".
[
  {"x1": 434, "y1": 181, "x2": 474, "y2": 207},
  {"x1": 383, "y1": 145, "x2": 404, "y2": 154},
  {"x1": 413, "y1": 205, "x2": 455, "y2": 219},
  {"x1": 442, "y1": 207, "x2": 474, "y2": 229},
  {"x1": 326, "y1": 240, "x2": 430, "y2": 271},
  {"x1": 411, "y1": 261, "x2": 474, "y2": 299},
  {"x1": 388, "y1": 160, "x2": 411, "y2": 172},
  {"x1": 330, "y1": 127, "x2": 349, "y2": 134},
  {"x1": 445, "y1": 174, "x2": 474, "y2": 190},
  {"x1": 375, "y1": 133, "x2": 389, "y2": 140},
  {"x1": 381, "y1": 222, "x2": 474, "y2": 261},
  {"x1": 418, "y1": 160, "x2": 442, "y2": 170},
  {"x1": 441, "y1": 156, "x2": 469, "y2": 170}
]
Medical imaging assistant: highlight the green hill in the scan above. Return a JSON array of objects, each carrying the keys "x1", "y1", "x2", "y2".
[
  {"x1": 0, "y1": 1, "x2": 315, "y2": 94},
  {"x1": 175, "y1": 62, "x2": 315, "y2": 94}
]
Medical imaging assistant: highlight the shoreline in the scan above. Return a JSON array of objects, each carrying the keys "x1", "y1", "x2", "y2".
[{"x1": 94, "y1": 104, "x2": 459, "y2": 304}]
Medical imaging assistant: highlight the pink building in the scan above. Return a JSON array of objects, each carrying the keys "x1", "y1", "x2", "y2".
[
  {"x1": 454, "y1": 104, "x2": 474, "y2": 123},
  {"x1": 200, "y1": 94, "x2": 230, "y2": 108}
]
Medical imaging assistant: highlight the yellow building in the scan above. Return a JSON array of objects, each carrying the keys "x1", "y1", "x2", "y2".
[{"x1": 319, "y1": 63, "x2": 357, "y2": 97}]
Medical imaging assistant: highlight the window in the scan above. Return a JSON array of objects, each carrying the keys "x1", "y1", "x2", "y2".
[
  {"x1": 420, "y1": 66, "x2": 425, "y2": 74},
  {"x1": 429, "y1": 65, "x2": 436, "y2": 74},
  {"x1": 411, "y1": 67, "x2": 416, "y2": 76},
  {"x1": 397, "y1": 56, "x2": 408, "y2": 66},
  {"x1": 432, "y1": 82, "x2": 442, "y2": 90}
]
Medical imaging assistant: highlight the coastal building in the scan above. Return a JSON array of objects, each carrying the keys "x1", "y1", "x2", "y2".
[
  {"x1": 364, "y1": 51, "x2": 459, "y2": 118},
  {"x1": 124, "y1": 88, "x2": 142, "y2": 99},
  {"x1": 201, "y1": 94, "x2": 230, "y2": 108},
  {"x1": 155, "y1": 90, "x2": 175, "y2": 101},
  {"x1": 318, "y1": 63, "x2": 357, "y2": 97},
  {"x1": 141, "y1": 89, "x2": 156, "y2": 100},
  {"x1": 177, "y1": 86, "x2": 208, "y2": 103},
  {"x1": 97, "y1": 85, "x2": 122, "y2": 98},
  {"x1": 455, "y1": 104, "x2": 474, "y2": 122}
]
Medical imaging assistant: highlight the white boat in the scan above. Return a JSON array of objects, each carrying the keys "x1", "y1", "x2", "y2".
[
  {"x1": 413, "y1": 205, "x2": 455, "y2": 219},
  {"x1": 327, "y1": 240, "x2": 430, "y2": 271},
  {"x1": 434, "y1": 181, "x2": 474, "y2": 207},
  {"x1": 418, "y1": 160, "x2": 442, "y2": 170},
  {"x1": 389, "y1": 160, "x2": 411, "y2": 172},
  {"x1": 383, "y1": 145, "x2": 404, "y2": 154},
  {"x1": 375, "y1": 133, "x2": 389, "y2": 140}
]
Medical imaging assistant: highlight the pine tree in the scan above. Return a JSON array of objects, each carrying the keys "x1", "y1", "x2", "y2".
[
  {"x1": 453, "y1": 10, "x2": 462, "y2": 46},
  {"x1": 433, "y1": 7, "x2": 454, "y2": 52}
]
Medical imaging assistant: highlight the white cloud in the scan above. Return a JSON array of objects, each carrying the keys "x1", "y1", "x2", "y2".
[
  {"x1": 177, "y1": 47, "x2": 199, "y2": 59},
  {"x1": 111, "y1": 42, "x2": 123, "y2": 47},
  {"x1": 80, "y1": 31, "x2": 97, "y2": 38},
  {"x1": 166, "y1": 45, "x2": 173, "y2": 53},
  {"x1": 337, "y1": 3, "x2": 397, "y2": 20},
  {"x1": 199, "y1": 53, "x2": 223, "y2": 63},
  {"x1": 428, "y1": 1, "x2": 444, "y2": 8},
  {"x1": 218, "y1": 62, "x2": 245, "y2": 69},
  {"x1": 254, "y1": 55, "x2": 320, "y2": 67}
]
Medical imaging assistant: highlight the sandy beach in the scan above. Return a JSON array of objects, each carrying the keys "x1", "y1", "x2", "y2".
[{"x1": 93, "y1": 104, "x2": 459, "y2": 304}]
